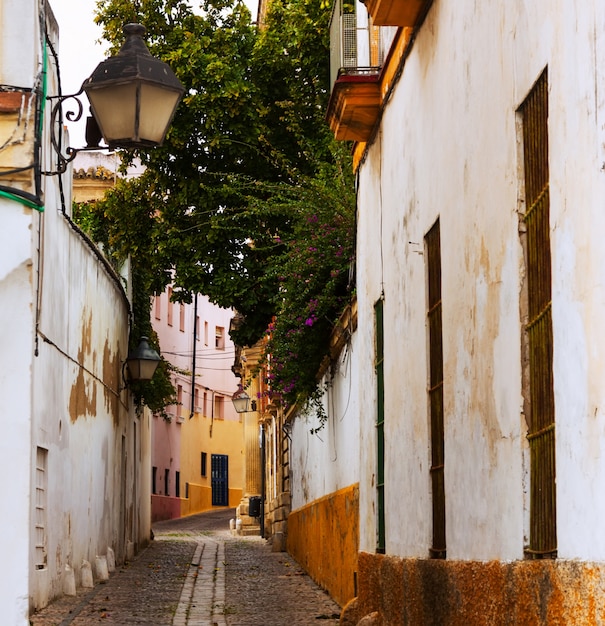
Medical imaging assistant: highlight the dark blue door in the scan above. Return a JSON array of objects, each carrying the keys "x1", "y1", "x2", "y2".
[{"x1": 211, "y1": 454, "x2": 229, "y2": 506}]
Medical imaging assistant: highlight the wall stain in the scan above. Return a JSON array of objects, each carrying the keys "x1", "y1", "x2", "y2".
[
  {"x1": 103, "y1": 336, "x2": 120, "y2": 424},
  {"x1": 68, "y1": 312, "x2": 96, "y2": 422},
  {"x1": 69, "y1": 364, "x2": 97, "y2": 423}
]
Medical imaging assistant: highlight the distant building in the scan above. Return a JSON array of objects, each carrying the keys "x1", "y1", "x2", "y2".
[{"x1": 151, "y1": 291, "x2": 244, "y2": 521}]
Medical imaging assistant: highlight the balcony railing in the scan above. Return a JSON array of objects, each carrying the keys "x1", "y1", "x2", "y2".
[
  {"x1": 330, "y1": 2, "x2": 386, "y2": 90},
  {"x1": 327, "y1": 0, "x2": 401, "y2": 142},
  {"x1": 328, "y1": 0, "x2": 394, "y2": 141}
]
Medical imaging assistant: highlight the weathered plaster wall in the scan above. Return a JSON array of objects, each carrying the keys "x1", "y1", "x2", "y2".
[
  {"x1": 289, "y1": 330, "x2": 360, "y2": 510},
  {"x1": 30, "y1": 170, "x2": 134, "y2": 609},
  {"x1": 546, "y1": 2, "x2": 605, "y2": 561},
  {"x1": 287, "y1": 329, "x2": 359, "y2": 605},
  {"x1": 356, "y1": 0, "x2": 605, "y2": 570},
  {"x1": 0, "y1": 2, "x2": 47, "y2": 622},
  {"x1": 0, "y1": 0, "x2": 37, "y2": 86}
]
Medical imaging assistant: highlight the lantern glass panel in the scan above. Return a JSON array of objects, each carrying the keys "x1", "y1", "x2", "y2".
[
  {"x1": 87, "y1": 83, "x2": 137, "y2": 144},
  {"x1": 138, "y1": 83, "x2": 181, "y2": 144}
]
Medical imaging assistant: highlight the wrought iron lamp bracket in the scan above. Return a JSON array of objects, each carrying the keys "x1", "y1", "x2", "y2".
[{"x1": 43, "y1": 88, "x2": 105, "y2": 176}]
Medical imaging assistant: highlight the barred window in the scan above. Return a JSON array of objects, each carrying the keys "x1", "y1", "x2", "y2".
[
  {"x1": 426, "y1": 219, "x2": 445, "y2": 559},
  {"x1": 519, "y1": 68, "x2": 557, "y2": 558}
]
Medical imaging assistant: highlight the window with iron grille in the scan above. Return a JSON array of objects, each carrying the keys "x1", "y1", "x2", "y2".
[
  {"x1": 179, "y1": 303, "x2": 185, "y2": 332},
  {"x1": 214, "y1": 395, "x2": 224, "y2": 420},
  {"x1": 167, "y1": 286, "x2": 173, "y2": 326},
  {"x1": 374, "y1": 297, "x2": 385, "y2": 553},
  {"x1": 177, "y1": 384, "x2": 183, "y2": 420},
  {"x1": 35, "y1": 447, "x2": 48, "y2": 570},
  {"x1": 426, "y1": 219, "x2": 445, "y2": 559},
  {"x1": 519, "y1": 68, "x2": 557, "y2": 558},
  {"x1": 215, "y1": 326, "x2": 225, "y2": 350}
]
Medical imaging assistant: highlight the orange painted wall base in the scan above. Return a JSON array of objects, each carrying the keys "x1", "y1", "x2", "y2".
[
  {"x1": 356, "y1": 552, "x2": 605, "y2": 625},
  {"x1": 287, "y1": 484, "x2": 359, "y2": 607}
]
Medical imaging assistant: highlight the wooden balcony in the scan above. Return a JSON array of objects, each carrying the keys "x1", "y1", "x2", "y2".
[
  {"x1": 326, "y1": 70, "x2": 381, "y2": 142},
  {"x1": 363, "y1": 0, "x2": 427, "y2": 27}
]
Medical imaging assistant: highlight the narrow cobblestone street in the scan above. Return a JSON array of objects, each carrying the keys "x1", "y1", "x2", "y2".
[{"x1": 30, "y1": 509, "x2": 341, "y2": 626}]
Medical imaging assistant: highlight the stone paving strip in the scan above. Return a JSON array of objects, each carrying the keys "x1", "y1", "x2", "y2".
[{"x1": 173, "y1": 537, "x2": 226, "y2": 626}]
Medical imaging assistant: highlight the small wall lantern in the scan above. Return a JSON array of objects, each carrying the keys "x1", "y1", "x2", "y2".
[
  {"x1": 124, "y1": 336, "x2": 161, "y2": 383},
  {"x1": 231, "y1": 385, "x2": 251, "y2": 413}
]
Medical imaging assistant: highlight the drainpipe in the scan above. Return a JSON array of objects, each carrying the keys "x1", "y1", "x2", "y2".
[
  {"x1": 189, "y1": 294, "x2": 198, "y2": 419},
  {"x1": 208, "y1": 387, "x2": 215, "y2": 438},
  {"x1": 260, "y1": 422, "x2": 266, "y2": 538}
]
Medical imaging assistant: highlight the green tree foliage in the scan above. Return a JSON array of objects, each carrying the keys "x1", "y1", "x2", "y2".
[{"x1": 87, "y1": 0, "x2": 355, "y2": 408}]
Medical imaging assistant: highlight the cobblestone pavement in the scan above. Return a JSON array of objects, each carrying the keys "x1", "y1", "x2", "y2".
[
  {"x1": 223, "y1": 537, "x2": 341, "y2": 625},
  {"x1": 30, "y1": 508, "x2": 341, "y2": 626}
]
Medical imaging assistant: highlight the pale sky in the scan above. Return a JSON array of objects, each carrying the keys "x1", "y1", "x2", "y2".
[
  {"x1": 48, "y1": 0, "x2": 107, "y2": 95},
  {"x1": 48, "y1": 0, "x2": 107, "y2": 146}
]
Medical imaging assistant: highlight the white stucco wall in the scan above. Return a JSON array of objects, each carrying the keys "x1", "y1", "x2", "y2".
[
  {"x1": 0, "y1": 2, "x2": 149, "y2": 618},
  {"x1": 356, "y1": 0, "x2": 605, "y2": 562},
  {"x1": 0, "y1": 203, "x2": 35, "y2": 623},
  {"x1": 0, "y1": 0, "x2": 37, "y2": 86},
  {"x1": 0, "y1": 2, "x2": 44, "y2": 622},
  {"x1": 290, "y1": 329, "x2": 360, "y2": 510}
]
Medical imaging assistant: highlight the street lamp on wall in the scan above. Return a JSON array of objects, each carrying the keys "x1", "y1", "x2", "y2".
[
  {"x1": 232, "y1": 385, "x2": 258, "y2": 413},
  {"x1": 45, "y1": 23, "x2": 184, "y2": 175},
  {"x1": 232, "y1": 385, "x2": 251, "y2": 414},
  {"x1": 122, "y1": 336, "x2": 161, "y2": 387}
]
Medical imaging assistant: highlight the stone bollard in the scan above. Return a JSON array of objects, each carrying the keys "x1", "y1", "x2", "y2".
[
  {"x1": 106, "y1": 546, "x2": 116, "y2": 572},
  {"x1": 63, "y1": 564, "x2": 76, "y2": 596},
  {"x1": 95, "y1": 555, "x2": 109, "y2": 581},
  {"x1": 81, "y1": 560, "x2": 94, "y2": 588},
  {"x1": 126, "y1": 540, "x2": 135, "y2": 562},
  {"x1": 271, "y1": 532, "x2": 285, "y2": 552}
]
